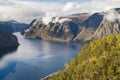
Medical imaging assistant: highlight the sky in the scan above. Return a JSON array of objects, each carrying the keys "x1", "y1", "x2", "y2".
[{"x1": 0, "y1": 0, "x2": 120, "y2": 23}]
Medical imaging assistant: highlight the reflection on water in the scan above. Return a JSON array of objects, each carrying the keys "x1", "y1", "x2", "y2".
[
  {"x1": 0, "y1": 46, "x2": 18, "y2": 59},
  {"x1": 0, "y1": 33, "x2": 82, "y2": 80}
]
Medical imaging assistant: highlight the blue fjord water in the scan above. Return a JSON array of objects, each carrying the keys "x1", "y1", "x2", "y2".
[{"x1": 0, "y1": 33, "x2": 82, "y2": 80}]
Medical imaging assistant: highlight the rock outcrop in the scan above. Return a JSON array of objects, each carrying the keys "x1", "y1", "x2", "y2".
[{"x1": 74, "y1": 13, "x2": 104, "y2": 41}]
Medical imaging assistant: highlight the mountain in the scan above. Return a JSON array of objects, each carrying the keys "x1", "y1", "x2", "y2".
[
  {"x1": 21, "y1": 19, "x2": 37, "y2": 35},
  {"x1": 0, "y1": 20, "x2": 28, "y2": 33},
  {"x1": 24, "y1": 13, "x2": 91, "y2": 42},
  {"x1": 24, "y1": 8, "x2": 120, "y2": 42},
  {"x1": 24, "y1": 18, "x2": 79, "y2": 42},
  {"x1": 43, "y1": 34, "x2": 120, "y2": 80},
  {"x1": 74, "y1": 12, "x2": 104, "y2": 41},
  {"x1": 92, "y1": 8, "x2": 120, "y2": 39},
  {"x1": 24, "y1": 12, "x2": 104, "y2": 42}
]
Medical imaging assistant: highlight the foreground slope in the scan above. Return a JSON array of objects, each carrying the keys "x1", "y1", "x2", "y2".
[{"x1": 44, "y1": 34, "x2": 120, "y2": 80}]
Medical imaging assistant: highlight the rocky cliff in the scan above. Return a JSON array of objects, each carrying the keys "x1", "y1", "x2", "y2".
[
  {"x1": 24, "y1": 18, "x2": 79, "y2": 42},
  {"x1": 92, "y1": 8, "x2": 120, "y2": 39},
  {"x1": 24, "y1": 13, "x2": 91, "y2": 42},
  {"x1": 74, "y1": 13, "x2": 104, "y2": 41}
]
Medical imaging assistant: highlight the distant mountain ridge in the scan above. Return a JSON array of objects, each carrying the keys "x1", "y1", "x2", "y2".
[
  {"x1": 23, "y1": 8, "x2": 120, "y2": 42},
  {"x1": 0, "y1": 20, "x2": 28, "y2": 33}
]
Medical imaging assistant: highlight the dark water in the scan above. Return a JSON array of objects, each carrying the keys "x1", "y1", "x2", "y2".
[{"x1": 0, "y1": 33, "x2": 82, "y2": 80}]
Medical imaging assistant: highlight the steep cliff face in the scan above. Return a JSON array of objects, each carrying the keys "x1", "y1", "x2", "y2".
[
  {"x1": 24, "y1": 13, "x2": 91, "y2": 42},
  {"x1": 93, "y1": 19, "x2": 120, "y2": 39},
  {"x1": 0, "y1": 29, "x2": 19, "y2": 48},
  {"x1": 24, "y1": 13, "x2": 103, "y2": 42},
  {"x1": 74, "y1": 13, "x2": 104, "y2": 41},
  {"x1": 21, "y1": 19, "x2": 36, "y2": 35},
  {"x1": 92, "y1": 8, "x2": 120, "y2": 39},
  {"x1": 24, "y1": 18, "x2": 79, "y2": 42}
]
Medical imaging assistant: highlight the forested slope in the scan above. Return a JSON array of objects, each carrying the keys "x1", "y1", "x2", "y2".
[{"x1": 44, "y1": 34, "x2": 120, "y2": 80}]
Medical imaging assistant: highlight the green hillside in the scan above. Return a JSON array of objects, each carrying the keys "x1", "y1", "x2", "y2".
[{"x1": 44, "y1": 34, "x2": 120, "y2": 80}]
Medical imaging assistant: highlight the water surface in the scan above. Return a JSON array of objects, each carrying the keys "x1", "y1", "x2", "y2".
[{"x1": 0, "y1": 33, "x2": 82, "y2": 80}]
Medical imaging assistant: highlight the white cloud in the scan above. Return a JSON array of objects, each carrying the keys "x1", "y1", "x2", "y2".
[
  {"x1": 0, "y1": 0, "x2": 119, "y2": 23},
  {"x1": 89, "y1": 0, "x2": 120, "y2": 12},
  {"x1": 62, "y1": 2, "x2": 80, "y2": 12},
  {"x1": 105, "y1": 9, "x2": 120, "y2": 22},
  {"x1": 0, "y1": 0, "x2": 63, "y2": 23},
  {"x1": 42, "y1": 17, "x2": 52, "y2": 24}
]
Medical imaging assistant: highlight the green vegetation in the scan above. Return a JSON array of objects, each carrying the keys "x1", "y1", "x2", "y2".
[{"x1": 44, "y1": 34, "x2": 120, "y2": 80}]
